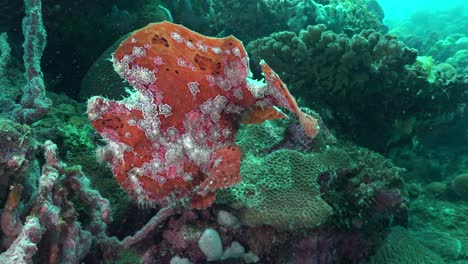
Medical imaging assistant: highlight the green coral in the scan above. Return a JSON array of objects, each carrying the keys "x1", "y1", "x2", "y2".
[
  {"x1": 221, "y1": 147, "x2": 351, "y2": 229},
  {"x1": 409, "y1": 195, "x2": 468, "y2": 259},
  {"x1": 235, "y1": 119, "x2": 287, "y2": 154},
  {"x1": 58, "y1": 117, "x2": 95, "y2": 151},
  {"x1": 217, "y1": 119, "x2": 350, "y2": 229},
  {"x1": 113, "y1": 248, "x2": 143, "y2": 264},
  {"x1": 451, "y1": 173, "x2": 468, "y2": 199},
  {"x1": 34, "y1": 99, "x2": 95, "y2": 157}
]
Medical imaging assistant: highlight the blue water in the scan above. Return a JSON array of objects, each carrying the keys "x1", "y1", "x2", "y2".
[{"x1": 378, "y1": 0, "x2": 467, "y2": 20}]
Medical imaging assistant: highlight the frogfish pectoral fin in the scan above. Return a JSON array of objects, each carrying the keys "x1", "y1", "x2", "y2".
[
  {"x1": 259, "y1": 61, "x2": 319, "y2": 138},
  {"x1": 241, "y1": 106, "x2": 287, "y2": 124}
]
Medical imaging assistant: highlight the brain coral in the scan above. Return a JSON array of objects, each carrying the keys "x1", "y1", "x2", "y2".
[
  {"x1": 228, "y1": 147, "x2": 351, "y2": 229},
  {"x1": 370, "y1": 226, "x2": 445, "y2": 264},
  {"x1": 218, "y1": 118, "x2": 346, "y2": 229},
  {"x1": 218, "y1": 116, "x2": 407, "y2": 230}
]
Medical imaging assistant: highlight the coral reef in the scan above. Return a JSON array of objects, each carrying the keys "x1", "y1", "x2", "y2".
[
  {"x1": 293, "y1": 228, "x2": 374, "y2": 263},
  {"x1": 447, "y1": 49, "x2": 468, "y2": 75},
  {"x1": 2, "y1": 0, "x2": 391, "y2": 103},
  {"x1": 329, "y1": 0, "x2": 386, "y2": 34},
  {"x1": 14, "y1": 0, "x2": 51, "y2": 124},
  {"x1": 412, "y1": 230, "x2": 462, "y2": 260},
  {"x1": 248, "y1": 24, "x2": 467, "y2": 149},
  {"x1": 220, "y1": 147, "x2": 336, "y2": 229},
  {"x1": 389, "y1": 7, "x2": 467, "y2": 77},
  {"x1": 0, "y1": 0, "x2": 465, "y2": 263},
  {"x1": 427, "y1": 34, "x2": 468, "y2": 63},
  {"x1": 164, "y1": 0, "x2": 386, "y2": 42},
  {"x1": 92, "y1": 116, "x2": 403, "y2": 263},
  {"x1": 388, "y1": 114, "x2": 468, "y2": 185}
]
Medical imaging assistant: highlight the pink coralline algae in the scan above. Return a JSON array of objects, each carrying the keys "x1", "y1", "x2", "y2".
[{"x1": 87, "y1": 21, "x2": 318, "y2": 209}]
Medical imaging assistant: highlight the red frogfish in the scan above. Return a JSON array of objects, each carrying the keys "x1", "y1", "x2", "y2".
[{"x1": 87, "y1": 21, "x2": 318, "y2": 209}]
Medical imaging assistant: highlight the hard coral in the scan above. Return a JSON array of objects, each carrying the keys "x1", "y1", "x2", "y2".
[
  {"x1": 218, "y1": 118, "x2": 407, "y2": 230},
  {"x1": 87, "y1": 21, "x2": 318, "y2": 209},
  {"x1": 226, "y1": 148, "x2": 338, "y2": 229},
  {"x1": 370, "y1": 226, "x2": 445, "y2": 264}
]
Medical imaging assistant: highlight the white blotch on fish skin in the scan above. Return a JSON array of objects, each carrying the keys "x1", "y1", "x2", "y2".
[
  {"x1": 153, "y1": 56, "x2": 164, "y2": 65},
  {"x1": 200, "y1": 95, "x2": 227, "y2": 122},
  {"x1": 222, "y1": 128, "x2": 232, "y2": 138},
  {"x1": 188, "y1": 81, "x2": 200, "y2": 96},
  {"x1": 232, "y1": 47, "x2": 241, "y2": 57},
  {"x1": 132, "y1": 66, "x2": 156, "y2": 85},
  {"x1": 196, "y1": 41, "x2": 208, "y2": 52},
  {"x1": 127, "y1": 118, "x2": 137, "y2": 126},
  {"x1": 233, "y1": 89, "x2": 244, "y2": 99},
  {"x1": 170, "y1": 32, "x2": 184, "y2": 43},
  {"x1": 211, "y1": 47, "x2": 222, "y2": 54},
  {"x1": 185, "y1": 40, "x2": 195, "y2": 49},
  {"x1": 132, "y1": 46, "x2": 146, "y2": 57},
  {"x1": 159, "y1": 104, "x2": 173, "y2": 117}
]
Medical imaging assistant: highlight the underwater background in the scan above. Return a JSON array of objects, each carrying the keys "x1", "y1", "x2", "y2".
[{"x1": 0, "y1": 0, "x2": 466, "y2": 263}]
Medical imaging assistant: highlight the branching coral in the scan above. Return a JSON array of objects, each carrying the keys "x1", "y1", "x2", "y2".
[
  {"x1": 0, "y1": 141, "x2": 112, "y2": 263},
  {"x1": 13, "y1": 0, "x2": 51, "y2": 124}
]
